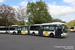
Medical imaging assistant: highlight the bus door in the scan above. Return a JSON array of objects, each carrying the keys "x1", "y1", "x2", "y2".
[
  {"x1": 21, "y1": 26, "x2": 27, "y2": 35},
  {"x1": 39, "y1": 27, "x2": 43, "y2": 36},
  {"x1": 55, "y1": 26, "x2": 62, "y2": 37},
  {"x1": 18, "y1": 26, "x2": 22, "y2": 34}
]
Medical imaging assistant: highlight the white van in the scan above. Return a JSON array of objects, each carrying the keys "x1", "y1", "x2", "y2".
[{"x1": 70, "y1": 27, "x2": 75, "y2": 32}]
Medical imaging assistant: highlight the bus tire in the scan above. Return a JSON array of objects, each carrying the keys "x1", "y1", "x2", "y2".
[
  {"x1": 6, "y1": 31, "x2": 8, "y2": 34},
  {"x1": 50, "y1": 33, "x2": 54, "y2": 37},
  {"x1": 13, "y1": 32, "x2": 16, "y2": 35},
  {"x1": 32, "y1": 32, "x2": 35, "y2": 36}
]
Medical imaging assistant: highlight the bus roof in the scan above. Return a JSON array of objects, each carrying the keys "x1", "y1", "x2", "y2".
[
  {"x1": 34, "y1": 22, "x2": 66, "y2": 26},
  {"x1": 9, "y1": 25, "x2": 28, "y2": 27},
  {"x1": 11, "y1": 25, "x2": 19, "y2": 26},
  {"x1": 0, "y1": 26, "x2": 8, "y2": 28}
]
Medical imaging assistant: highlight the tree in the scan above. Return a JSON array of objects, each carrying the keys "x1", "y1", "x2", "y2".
[
  {"x1": 27, "y1": 0, "x2": 52, "y2": 25},
  {"x1": 52, "y1": 18, "x2": 66, "y2": 23},
  {"x1": 17, "y1": 21, "x2": 26, "y2": 25},
  {"x1": 0, "y1": 4, "x2": 15, "y2": 26},
  {"x1": 9, "y1": 19, "x2": 19, "y2": 25},
  {"x1": 66, "y1": 20, "x2": 75, "y2": 28},
  {"x1": 0, "y1": 19, "x2": 4, "y2": 26},
  {"x1": 16, "y1": 6, "x2": 27, "y2": 25}
]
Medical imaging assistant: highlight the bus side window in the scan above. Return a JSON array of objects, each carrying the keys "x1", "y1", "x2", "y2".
[
  {"x1": 25, "y1": 27, "x2": 28, "y2": 30},
  {"x1": 43, "y1": 26, "x2": 49, "y2": 31},
  {"x1": 0, "y1": 28, "x2": 1, "y2": 30},
  {"x1": 0, "y1": 28, "x2": 3, "y2": 30},
  {"x1": 40, "y1": 27, "x2": 44, "y2": 31},
  {"x1": 35, "y1": 26, "x2": 40, "y2": 31},
  {"x1": 56, "y1": 27, "x2": 58, "y2": 30},
  {"x1": 22, "y1": 27, "x2": 28, "y2": 30},
  {"x1": 30, "y1": 26, "x2": 40, "y2": 31},
  {"x1": 50, "y1": 26, "x2": 55, "y2": 31},
  {"x1": 14, "y1": 27, "x2": 18, "y2": 30},
  {"x1": 26, "y1": 27, "x2": 28, "y2": 30},
  {"x1": 22, "y1": 27, "x2": 25, "y2": 30},
  {"x1": 30, "y1": 26, "x2": 35, "y2": 30},
  {"x1": 9, "y1": 27, "x2": 15, "y2": 30}
]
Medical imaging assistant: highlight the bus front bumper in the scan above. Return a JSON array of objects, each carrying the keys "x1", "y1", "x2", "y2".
[{"x1": 61, "y1": 33, "x2": 68, "y2": 37}]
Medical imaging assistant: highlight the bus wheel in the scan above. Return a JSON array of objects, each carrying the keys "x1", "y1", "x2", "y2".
[
  {"x1": 6, "y1": 31, "x2": 8, "y2": 34},
  {"x1": 13, "y1": 32, "x2": 16, "y2": 35},
  {"x1": 32, "y1": 33, "x2": 35, "y2": 36},
  {"x1": 50, "y1": 33, "x2": 54, "y2": 37}
]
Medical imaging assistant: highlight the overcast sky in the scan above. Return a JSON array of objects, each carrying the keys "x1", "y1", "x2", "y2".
[{"x1": 0, "y1": 0, "x2": 75, "y2": 22}]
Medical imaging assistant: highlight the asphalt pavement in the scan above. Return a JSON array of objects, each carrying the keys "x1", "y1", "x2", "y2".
[{"x1": 0, "y1": 31, "x2": 75, "y2": 50}]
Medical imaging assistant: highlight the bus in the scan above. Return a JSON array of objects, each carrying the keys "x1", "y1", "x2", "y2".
[
  {"x1": 30, "y1": 22, "x2": 68, "y2": 37},
  {"x1": 8, "y1": 25, "x2": 29, "y2": 35},
  {"x1": 70, "y1": 26, "x2": 75, "y2": 32},
  {"x1": 0, "y1": 26, "x2": 9, "y2": 34}
]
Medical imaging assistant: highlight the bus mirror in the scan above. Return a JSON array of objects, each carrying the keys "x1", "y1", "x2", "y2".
[{"x1": 63, "y1": 26, "x2": 64, "y2": 29}]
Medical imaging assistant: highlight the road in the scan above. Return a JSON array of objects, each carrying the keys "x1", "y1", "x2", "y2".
[{"x1": 0, "y1": 31, "x2": 75, "y2": 50}]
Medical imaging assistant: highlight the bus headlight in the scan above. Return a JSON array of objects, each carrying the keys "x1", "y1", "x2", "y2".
[
  {"x1": 61, "y1": 34, "x2": 64, "y2": 37},
  {"x1": 61, "y1": 33, "x2": 68, "y2": 37}
]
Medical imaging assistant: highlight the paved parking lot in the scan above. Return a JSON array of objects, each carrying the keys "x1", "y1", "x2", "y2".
[{"x1": 0, "y1": 31, "x2": 75, "y2": 50}]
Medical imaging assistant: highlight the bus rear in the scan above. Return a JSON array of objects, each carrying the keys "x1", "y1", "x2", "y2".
[
  {"x1": 0, "y1": 26, "x2": 8, "y2": 34},
  {"x1": 9, "y1": 25, "x2": 29, "y2": 35}
]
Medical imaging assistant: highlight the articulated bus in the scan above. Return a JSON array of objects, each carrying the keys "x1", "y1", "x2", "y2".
[
  {"x1": 0, "y1": 26, "x2": 8, "y2": 34},
  {"x1": 30, "y1": 22, "x2": 68, "y2": 37},
  {"x1": 8, "y1": 25, "x2": 29, "y2": 35}
]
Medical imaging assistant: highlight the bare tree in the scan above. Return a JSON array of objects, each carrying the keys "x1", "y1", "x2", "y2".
[
  {"x1": 0, "y1": 4, "x2": 15, "y2": 26},
  {"x1": 16, "y1": 6, "x2": 27, "y2": 25}
]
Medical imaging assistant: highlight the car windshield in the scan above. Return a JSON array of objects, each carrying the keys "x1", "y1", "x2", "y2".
[{"x1": 70, "y1": 27, "x2": 74, "y2": 29}]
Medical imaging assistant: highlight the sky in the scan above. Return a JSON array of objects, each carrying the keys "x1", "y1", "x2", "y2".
[{"x1": 0, "y1": 0, "x2": 75, "y2": 22}]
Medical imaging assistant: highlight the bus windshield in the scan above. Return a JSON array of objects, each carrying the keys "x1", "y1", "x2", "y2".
[
  {"x1": 9, "y1": 27, "x2": 17, "y2": 30},
  {"x1": 63, "y1": 26, "x2": 67, "y2": 32}
]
